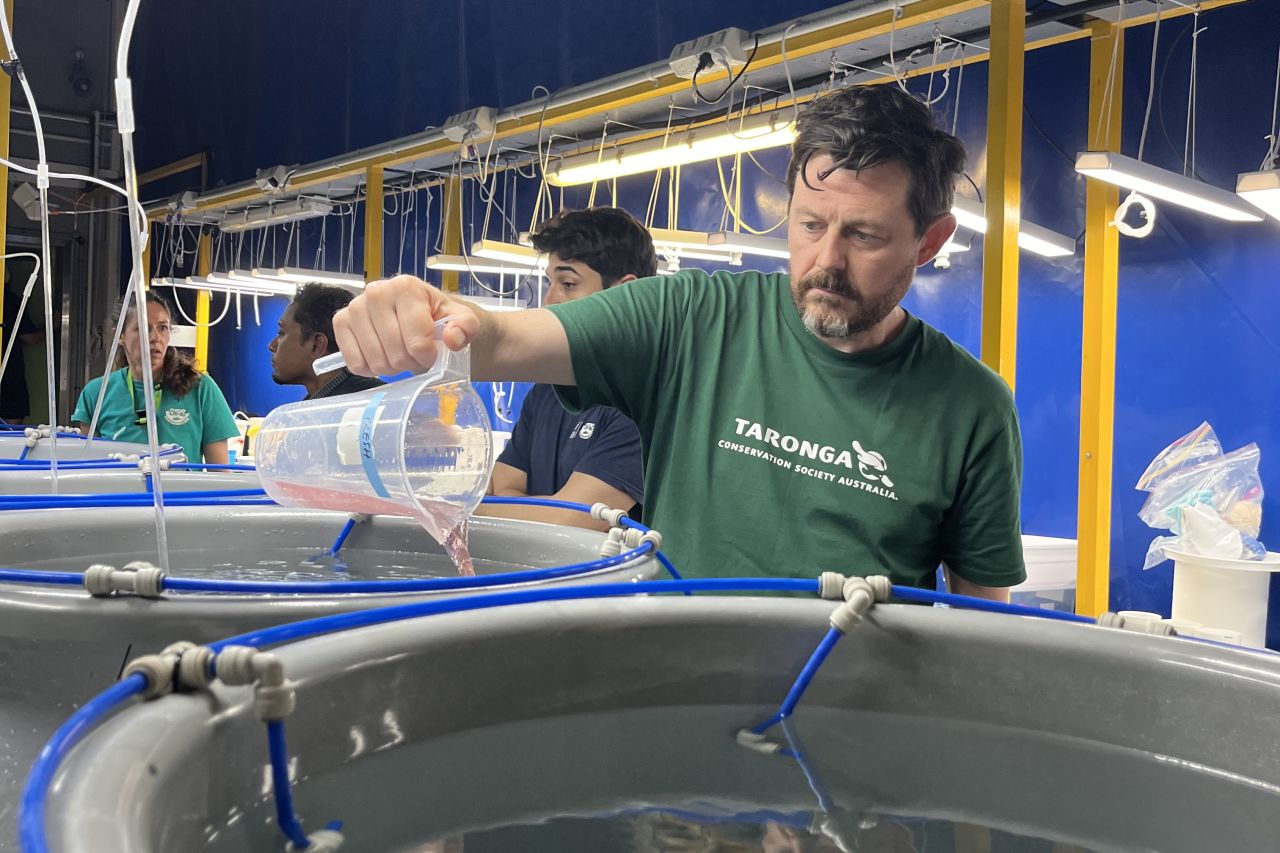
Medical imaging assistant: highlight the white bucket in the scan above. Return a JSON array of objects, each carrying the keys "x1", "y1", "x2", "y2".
[
  {"x1": 1013, "y1": 536, "x2": 1077, "y2": 612},
  {"x1": 1168, "y1": 548, "x2": 1280, "y2": 648}
]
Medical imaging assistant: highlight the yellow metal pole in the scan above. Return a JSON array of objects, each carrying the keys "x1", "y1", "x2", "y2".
[
  {"x1": 193, "y1": 233, "x2": 212, "y2": 372},
  {"x1": 0, "y1": 0, "x2": 12, "y2": 370},
  {"x1": 363, "y1": 166, "x2": 383, "y2": 281},
  {"x1": 1076, "y1": 21, "x2": 1125, "y2": 617},
  {"x1": 979, "y1": 0, "x2": 1025, "y2": 391},
  {"x1": 440, "y1": 176, "x2": 462, "y2": 293}
]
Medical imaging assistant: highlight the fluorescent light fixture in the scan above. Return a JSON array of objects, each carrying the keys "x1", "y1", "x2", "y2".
[
  {"x1": 950, "y1": 195, "x2": 1076, "y2": 258},
  {"x1": 704, "y1": 226, "x2": 988, "y2": 261},
  {"x1": 154, "y1": 276, "x2": 293, "y2": 299},
  {"x1": 426, "y1": 254, "x2": 547, "y2": 277},
  {"x1": 199, "y1": 273, "x2": 296, "y2": 296},
  {"x1": 648, "y1": 227, "x2": 718, "y2": 251},
  {"x1": 169, "y1": 324, "x2": 198, "y2": 348},
  {"x1": 658, "y1": 248, "x2": 743, "y2": 264},
  {"x1": 463, "y1": 294, "x2": 528, "y2": 312},
  {"x1": 218, "y1": 197, "x2": 335, "y2": 233},
  {"x1": 706, "y1": 232, "x2": 790, "y2": 259},
  {"x1": 547, "y1": 111, "x2": 795, "y2": 187},
  {"x1": 469, "y1": 239, "x2": 547, "y2": 269},
  {"x1": 1236, "y1": 169, "x2": 1280, "y2": 221},
  {"x1": 267, "y1": 267, "x2": 367, "y2": 288},
  {"x1": 1075, "y1": 151, "x2": 1263, "y2": 223}
]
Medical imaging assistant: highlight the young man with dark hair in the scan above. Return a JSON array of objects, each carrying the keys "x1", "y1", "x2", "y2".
[
  {"x1": 335, "y1": 84, "x2": 1026, "y2": 598},
  {"x1": 478, "y1": 207, "x2": 654, "y2": 530},
  {"x1": 269, "y1": 283, "x2": 383, "y2": 400}
]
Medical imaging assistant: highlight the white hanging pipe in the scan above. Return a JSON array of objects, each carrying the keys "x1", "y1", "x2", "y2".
[
  {"x1": 0, "y1": 253, "x2": 41, "y2": 403},
  {"x1": 115, "y1": 0, "x2": 172, "y2": 573},
  {"x1": 0, "y1": 11, "x2": 62, "y2": 490}
]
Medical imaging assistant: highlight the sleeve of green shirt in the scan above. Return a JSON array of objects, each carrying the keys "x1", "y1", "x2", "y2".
[
  {"x1": 70, "y1": 378, "x2": 100, "y2": 424},
  {"x1": 939, "y1": 403, "x2": 1027, "y2": 588},
  {"x1": 545, "y1": 273, "x2": 692, "y2": 437},
  {"x1": 196, "y1": 374, "x2": 241, "y2": 446}
]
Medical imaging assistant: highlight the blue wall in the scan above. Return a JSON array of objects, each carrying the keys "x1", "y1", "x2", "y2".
[{"x1": 136, "y1": 2, "x2": 1280, "y2": 640}]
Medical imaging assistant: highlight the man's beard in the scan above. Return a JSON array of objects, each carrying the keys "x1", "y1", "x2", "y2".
[{"x1": 792, "y1": 267, "x2": 913, "y2": 340}]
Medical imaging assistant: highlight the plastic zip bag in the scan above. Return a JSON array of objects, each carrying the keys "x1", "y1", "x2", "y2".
[{"x1": 1137, "y1": 427, "x2": 1266, "y2": 569}]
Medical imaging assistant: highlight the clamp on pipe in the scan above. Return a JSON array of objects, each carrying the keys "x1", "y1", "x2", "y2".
[
  {"x1": 215, "y1": 645, "x2": 297, "y2": 721},
  {"x1": 590, "y1": 502, "x2": 630, "y2": 529},
  {"x1": 1096, "y1": 612, "x2": 1177, "y2": 637},
  {"x1": 84, "y1": 560, "x2": 166, "y2": 598},
  {"x1": 137, "y1": 455, "x2": 174, "y2": 476},
  {"x1": 120, "y1": 640, "x2": 200, "y2": 700},
  {"x1": 825, "y1": 574, "x2": 893, "y2": 634}
]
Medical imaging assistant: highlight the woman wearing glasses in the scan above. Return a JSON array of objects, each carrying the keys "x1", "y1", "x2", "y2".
[{"x1": 71, "y1": 292, "x2": 239, "y2": 463}]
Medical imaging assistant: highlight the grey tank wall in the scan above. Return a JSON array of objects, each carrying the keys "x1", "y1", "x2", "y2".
[
  {"x1": 0, "y1": 509, "x2": 657, "y2": 850},
  {"x1": 0, "y1": 467, "x2": 258, "y2": 494},
  {"x1": 42, "y1": 598, "x2": 1280, "y2": 853},
  {"x1": 0, "y1": 436, "x2": 162, "y2": 461}
]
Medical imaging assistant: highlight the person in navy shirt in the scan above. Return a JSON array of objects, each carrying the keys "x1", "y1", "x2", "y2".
[{"x1": 478, "y1": 208, "x2": 655, "y2": 530}]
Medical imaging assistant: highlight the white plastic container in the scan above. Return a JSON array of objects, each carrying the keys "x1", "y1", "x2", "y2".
[
  {"x1": 1117, "y1": 610, "x2": 1164, "y2": 630},
  {"x1": 1168, "y1": 548, "x2": 1280, "y2": 648},
  {"x1": 254, "y1": 340, "x2": 492, "y2": 552},
  {"x1": 1012, "y1": 535, "x2": 1078, "y2": 613}
]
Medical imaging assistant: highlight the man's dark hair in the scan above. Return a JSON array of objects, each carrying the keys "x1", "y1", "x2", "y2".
[
  {"x1": 290, "y1": 283, "x2": 356, "y2": 355},
  {"x1": 786, "y1": 84, "x2": 966, "y2": 235},
  {"x1": 530, "y1": 207, "x2": 658, "y2": 285}
]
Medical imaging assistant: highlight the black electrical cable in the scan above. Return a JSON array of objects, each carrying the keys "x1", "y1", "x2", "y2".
[
  {"x1": 1024, "y1": 103, "x2": 1076, "y2": 165},
  {"x1": 691, "y1": 36, "x2": 761, "y2": 106},
  {"x1": 963, "y1": 173, "x2": 984, "y2": 204}
]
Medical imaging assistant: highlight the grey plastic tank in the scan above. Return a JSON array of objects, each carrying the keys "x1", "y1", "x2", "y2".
[
  {"x1": 0, "y1": 506, "x2": 658, "y2": 849},
  {"x1": 35, "y1": 597, "x2": 1280, "y2": 853},
  {"x1": 0, "y1": 467, "x2": 257, "y2": 494},
  {"x1": 0, "y1": 434, "x2": 167, "y2": 461}
]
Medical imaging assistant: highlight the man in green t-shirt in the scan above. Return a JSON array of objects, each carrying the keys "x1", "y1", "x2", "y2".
[{"x1": 332, "y1": 84, "x2": 1026, "y2": 599}]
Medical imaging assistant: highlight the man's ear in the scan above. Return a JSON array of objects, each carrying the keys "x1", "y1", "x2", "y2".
[
  {"x1": 310, "y1": 332, "x2": 330, "y2": 358},
  {"x1": 612, "y1": 274, "x2": 638, "y2": 285},
  {"x1": 916, "y1": 213, "x2": 958, "y2": 267}
]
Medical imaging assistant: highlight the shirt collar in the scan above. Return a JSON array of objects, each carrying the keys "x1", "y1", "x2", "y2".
[{"x1": 307, "y1": 368, "x2": 351, "y2": 400}]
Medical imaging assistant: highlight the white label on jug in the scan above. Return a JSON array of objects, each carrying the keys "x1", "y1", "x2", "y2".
[{"x1": 337, "y1": 403, "x2": 386, "y2": 466}]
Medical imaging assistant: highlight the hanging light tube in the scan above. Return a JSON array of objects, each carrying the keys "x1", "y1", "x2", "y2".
[
  {"x1": 198, "y1": 273, "x2": 296, "y2": 296},
  {"x1": 706, "y1": 230, "x2": 970, "y2": 260},
  {"x1": 547, "y1": 111, "x2": 796, "y2": 187},
  {"x1": 425, "y1": 254, "x2": 547, "y2": 277},
  {"x1": 658, "y1": 248, "x2": 743, "y2": 265},
  {"x1": 266, "y1": 267, "x2": 368, "y2": 288},
  {"x1": 707, "y1": 232, "x2": 790, "y2": 258},
  {"x1": 1236, "y1": 169, "x2": 1280, "y2": 221},
  {"x1": 469, "y1": 239, "x2": 547, "y2": 269},
  {"x1": 162, "y1": 276, "x2": 294, "y2": 298},
  {"x1": 463, "y1": 294, "x2": 528, "y2": 312},
  {"x1": 217, "y1": 197, "x2": 335, "y2": 233},
  {"x1": 950, "y1": 195, "x2": 1077, "y2": 258},
  {"x1": 648, "y1": 227, "x2": 719, "y2": 252},
  {"x1": 1075, "y1": 151, "x2": 1263, "y2": 223}
]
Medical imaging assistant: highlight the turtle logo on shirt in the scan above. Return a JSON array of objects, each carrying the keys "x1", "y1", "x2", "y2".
[
  {"x1": 165, "y1": 408, "x2": 191, "y2": 426},
  {"x1": 852, "y1": 440, "x2": 894, "y2": 488},
  {"x1": 576, "y1": 422, "x2": 596, "y2": 440}
]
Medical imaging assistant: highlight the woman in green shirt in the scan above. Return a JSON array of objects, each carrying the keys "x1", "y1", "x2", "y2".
[{"x1": 71, "y1": 292, "x2": 239, "y2": 463}]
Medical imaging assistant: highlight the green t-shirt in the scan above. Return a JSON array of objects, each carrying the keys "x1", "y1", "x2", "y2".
[
  {"x1": 547, "y1": 269, "x2": 1026, "y2": 589},
  {"x1": 71, "y1": 369, "x2": 240, "y2": 463}
]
